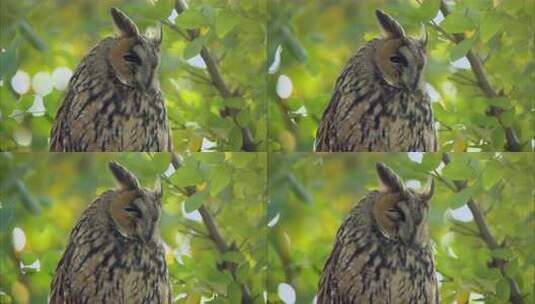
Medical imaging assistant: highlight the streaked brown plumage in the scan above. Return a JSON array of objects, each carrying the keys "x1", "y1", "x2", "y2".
[
  {"x1": 315, "y1": 10, "x2": 437, "y2": 152},
  {"x1": 50, "y1": 8, "x2": 171, "y2": 152},
  {"x1": 317, "y1": 163, "x2": 439, "y2": 304},
  {"x1": 49, "y1": 161, "x2": 172, "y2": 303}
]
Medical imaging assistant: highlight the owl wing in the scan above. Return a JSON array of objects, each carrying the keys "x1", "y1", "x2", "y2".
[
  {"x1": 50, "y1": 61, "x2": 103, "y2": 151},
  {"x1": 317, "y1": 239, "x2": 341, "y2": 303},
  {"x1": 152, "y1": 91, "x2": 172, "y2": 152},
  {"x1": 49, "y1": 89, "x2": 76, "y2": 152},
  {"x1": 420, "y1": 92, "x2": 438, "y2": 152},
  {"x1": 159, "y1": 244, "x2": 173, "y2": 304},
  {"x1": 317, "y1": 220, "x2": 370, "y2": 303},
  {"x1": 49, "y1": 207, "x2": 109, "y2": 302},
  {"x1": 316, "y1": 63, "x2": 386, "y2": 152},
  {"x1": 316, "y1": 89, "x2": 370, "y2": 152},
  {"x1": 49, "y1": 240, "x2": 76, "y2": 303}
]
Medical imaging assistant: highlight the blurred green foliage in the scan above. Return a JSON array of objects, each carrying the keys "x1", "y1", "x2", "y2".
[
  {"x1": 0, "y1": 0, "x2": 267, "y2": 152},
  {"x1": 0, "y1": 152, "x2": 267, "y2": 303},
  {"x1": 267, "y1": 152, "x2": 534, "y2": 303},
  {"x1": 268, "y1": 0, "x2": 534, "y2": 152}
]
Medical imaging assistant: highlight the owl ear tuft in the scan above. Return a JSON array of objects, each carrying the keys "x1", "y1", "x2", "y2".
[
  {"x1": 110, "y1": 7, "x2": 140, "y2": 38},
  {"x1": 419, "y1": 23, "x2": 428, "y2": 47},
  {"x1": 375, "y1": 9, "x2": 406, "y2": 39},
  {"x1": 108, "y1": 161, "x2": 140, "y2": 191},
  {"x1": 376, "y1": 163, "x2": 406, "y2": 193},
  {"x1": 420, "y1": 176, "x2": 434, "y2": 200},
  {"x1": 154, "y1": 24, "x2": 163, "y2": 45},
  {"x1": 144, "y1": 24, "x2": 163, "y2": 45},
  {"x1": 153, "y1": 178, "x2": 163, "y2": 201}
]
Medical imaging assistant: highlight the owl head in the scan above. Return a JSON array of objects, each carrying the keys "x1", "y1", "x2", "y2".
[
  {"x1": 107, "y1": 161, "x2": 163, "y2": 244},
  {"x1": 372, "y1": 163, "x2": 434, "y2": 246},
  {"x1": 373, "y1": 9, "x2": 427, "y2": 92},
  {"x1": 108, "y1": 8, "x2": 162, "y2": 92}
]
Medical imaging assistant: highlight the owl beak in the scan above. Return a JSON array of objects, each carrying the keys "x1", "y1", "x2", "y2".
[
  {"x1": 407, "y1": 71, "x2": 420, "y2": 92},
  {"x1": 400, "y1": 230, "x2": 415, "y2": 246},
  {"x1": 410, "y1": 67, "x2": 420, "y2": 91},
  {"x1": 142, "y1": 229, "x2": 153, "y2": 244}
]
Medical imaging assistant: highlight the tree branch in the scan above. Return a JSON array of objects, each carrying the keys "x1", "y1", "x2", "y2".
[
  {"x1": 441, "y1": 153, "x2": 524, "y2": 304},
  {"x1": 174, "y1": 0, "x2": 257, "y2": 151},
  {"x1": 169, "y1": 152, "x2": 253, "y2": 303},
  {"x1": 436, "y1": 1, "x2": 522, "y2": 151}
]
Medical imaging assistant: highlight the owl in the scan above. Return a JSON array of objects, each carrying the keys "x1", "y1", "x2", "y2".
[
  {"x1": 315, "y1": 9, "x2": 437, "y2": 152},
  {"x1": 317, "y1": 163, "x2": 439, "y2": 304},
  {"x1": 49, "y1": 161, "x2": 172, "y2": 303},
  {"x1": 50, "y1": 8, "x2": 171, "y2": 152}
]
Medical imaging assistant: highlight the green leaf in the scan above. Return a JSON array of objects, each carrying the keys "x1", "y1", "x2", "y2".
[
  {"x1": 421, "y1": 153, "x2": 443, "y2": 172},
  {"x1": 19, "y1": 20, "x2": 47, "y2": 52},
  {"x1": 441, "y1": 13, "x2": 475, "y2": 33},
  {"x1": 486, "y1": 97, "x2": 509, "y2": 108},
  {"x1": 491, "y1": 248, "x2": 513, "y2": 259},
  {"x1": 216, "y1": 10, "x2": 239, "y2": 38},
  {"x1": 41, "y1": 250, "x2": 61, "y2": 274},
  {"x1": 150, "y1": 153, "x2": 171, "y2": 174},
  {"x1": 416, "y1": 0, "x2": 441, "y2": 22},
  {"x1": 0, "y1": 37, "x2": 21, "y2": 79},
  {"x1": 210, "y1": 164, "x2": 232, "y2": 196},
  {"x1": 236, "y1": 263, "x2": 249, "y2": 283},
  {"x1": 496, "y1": 278, "x2": 510, "y2": 300},
  {"x1": 231, "y1": 154, "x2": 256, "y2": 169},
  {"x1": 481, "y1": 161, "x2": 502, "y2": 189},
  {"x1": 171, "y1": 167, "x2": 205, "y2": 187},
  {"x1": 21, "y1": 252, "x2": 38, "y2": 265},
  {"x1": 500, "y1": 108, "x2": 515, "y2": 127},
  {"x1": 221, "y1": 251, "x2": 242, "y2": 263},
  {"x1": 280, "y1": 26, "x2": 307, "y2": 62},
  {"x1": 0, "y1": 293, "x2": 13, "y2": 304},
  {"x1": 184, "y1": 36, "x2": 206, "y2": 60},
  {"x1": 463, "y1": 0, "x2": 492, "y2": 10},
  {"x1": 480, "y1": 11, "x2": 504, "y2": 42},
  {"x1": 450, "y1": 36, "x2": 476, "y2": 61},
  {"x1": 199, "y1": 4, "x2": 216, "y2": 23},
  {"x1": 176, "y1": 9, "x2": 206, "y2": 29},
  {"x1": 287, "y1": 173, "x2": 312, "y2": 204},
  {"x1": 504, "y1": 259, "x2": 519, "y2": 277},
  {"x1": 236, "y1": 109, "x2": 251, "y2": 126},
  {"x1": 228, "y1": 282, "x2": 242, "y2": 303},
  {"x1": 490, "y1": 127, "x2": 505, "y2": 149},
  {"x1": 196, "y1": 153, "x2": 225, "y2": 164},
  {"x1": 184, "y1": 189, "x2": 209, "y2": 212},
  {"x1": 222, "y1": 97, "x2": 246, "y2": 109},
  {"x1": 228, "y1": 126, "x2": 243, "y2": 151},
  {"x1": 449, "y1": 186, "x2": 477, "y2": 209},
  {"x1": 15, "y1": 180, "x2": 42, "y2": 215},
  {"x1": 442, "y1": 160, "x2": 475, "y2": 180}
]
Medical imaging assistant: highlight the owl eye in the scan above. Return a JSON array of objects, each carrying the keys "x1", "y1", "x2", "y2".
[
  {"x1": 123, "y1": 52, "x2": 142, "y2": 65},
  {"x1": 124, "y1": 205, "x2": 142, "y2": 219},
  {"x1": 386, "y1": 206, "x2": 405, "y2": 222},
  {"x1": 389, "y1": 55, "x2": 406, "y2": 65}
]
